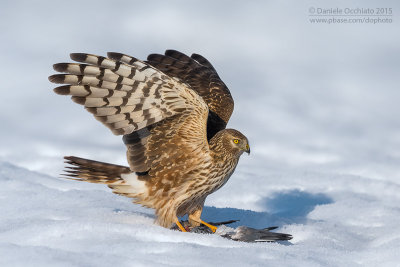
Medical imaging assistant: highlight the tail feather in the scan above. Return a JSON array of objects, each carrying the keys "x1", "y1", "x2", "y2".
[
  {"x1": 62, "y1": 156, "x2": 148, "y2": 201},
  {"x1": 62, "y1": 156, "x2": 131, "y2": 185}
]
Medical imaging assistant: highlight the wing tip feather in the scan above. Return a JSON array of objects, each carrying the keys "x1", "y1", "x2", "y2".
[
  {"x1": 85, "y1": 107, "x2": 96, "y2": 114},
  {"x1": 48, "y1": 74, "x2": 64, "y2": 84},
  {"x1": 71, "y1": 96, "x2": 86, "y2": 105},
  {"x1": 53, "y1": 63, "x2": 69, "y2": 72},
  {"x1": 53, "y1": 85, "x2": 71, "y2": 95},
  {"x1": 107, "y1": 52, "x2": 123, "y2": 60},
  {"x1": 108, "y1": 52, "x2": 139, "y2": 64},
  {"x1": 70, "y1": 53, "x2": 89, "y2": 62}
]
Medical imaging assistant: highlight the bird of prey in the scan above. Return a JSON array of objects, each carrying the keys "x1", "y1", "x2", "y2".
[{"x1": 49, "y1": 50, "x2": 250, "y2": 233}]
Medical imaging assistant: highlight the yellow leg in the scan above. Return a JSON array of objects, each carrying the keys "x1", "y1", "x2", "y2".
[
  {"x1": 188, "y1": 216, "x2": 218, "y2": 233},
  {"x1": 175, "y1": 219, "x2": 187, "y2": 232},
  {"x1": 188, "y1": 205, "x2": 217, "y2": 233},
  {"x1": 200, "y1": 220, "x2": 218, "y2": 233}
]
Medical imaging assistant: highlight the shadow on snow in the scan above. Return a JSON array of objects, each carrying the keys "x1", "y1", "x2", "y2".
[{"x1": 201, "y1": 189, "x2": 333, "y2": 228}]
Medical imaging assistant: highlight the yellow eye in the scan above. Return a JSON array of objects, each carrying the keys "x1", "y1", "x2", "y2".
[{"x1": 233, "y1": 139, "x2": 240, "y2": 144}]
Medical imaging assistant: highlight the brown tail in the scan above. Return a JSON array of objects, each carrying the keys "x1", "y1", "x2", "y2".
[{"x1": 62, "y1": 156, "x2": 131, "y2": 185}]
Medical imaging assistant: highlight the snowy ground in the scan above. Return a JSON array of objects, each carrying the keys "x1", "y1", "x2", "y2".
[{"x1": 1, "y1": 0, "x2": 399, "y2": 266}]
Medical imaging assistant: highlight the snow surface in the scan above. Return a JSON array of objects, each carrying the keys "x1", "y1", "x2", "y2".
[{"x1": 1, "y1": 0, "x2": 400, "y2": 266}]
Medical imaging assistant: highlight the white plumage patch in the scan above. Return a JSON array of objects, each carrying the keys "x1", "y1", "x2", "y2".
[{"x1": 120, "y1": 173, "x2": 148, "y2": 196}]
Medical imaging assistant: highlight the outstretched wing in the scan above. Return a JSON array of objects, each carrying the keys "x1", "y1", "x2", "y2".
[
  {"x1": 146, "y1": 50, "x2": 234, "y2": 140},
  {"x1": 49, "y1": 52, "x2": 209, "y2": 173}
]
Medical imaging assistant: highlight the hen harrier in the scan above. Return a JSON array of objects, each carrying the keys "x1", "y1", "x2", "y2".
[{"x1": 49, "y1": 50, "x2": 250, "y2": 232}]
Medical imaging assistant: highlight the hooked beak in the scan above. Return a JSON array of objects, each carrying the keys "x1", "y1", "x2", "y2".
[{"x1": 245, "y1": 144, "x2": 250, "y2": 155}]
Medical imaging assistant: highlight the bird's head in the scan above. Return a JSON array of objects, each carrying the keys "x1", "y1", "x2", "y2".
[{"x1": 223, "y1": 129, "x2": 250, "y2": 156}]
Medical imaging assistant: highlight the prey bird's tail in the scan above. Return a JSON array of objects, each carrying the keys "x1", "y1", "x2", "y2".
[{"x1": 62, "y1": 156, "x2": 131, "y2": 185}]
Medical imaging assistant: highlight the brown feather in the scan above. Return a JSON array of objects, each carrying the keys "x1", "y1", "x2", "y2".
[
  {"x1": 62, "y1": 156, "x2": 131, "y2": 184},
  {"x1": 146, "y1": 50, "x2": 234, "y2": 136},
  {"x1": 50, "y1": 51, "x2": 249, "y2": 229}
]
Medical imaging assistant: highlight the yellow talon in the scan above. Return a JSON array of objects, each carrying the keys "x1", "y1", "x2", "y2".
[{"x1": 201, "y1": 220, "x2": 218, "y2": 233}]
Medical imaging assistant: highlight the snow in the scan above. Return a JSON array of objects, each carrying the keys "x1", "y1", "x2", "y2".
[
  {"x1": 1, "y1": 0, "x2": 399, "y2": 266},
  {"x1": 1, "y1": 163, "x2": 399, "y2": 266}
]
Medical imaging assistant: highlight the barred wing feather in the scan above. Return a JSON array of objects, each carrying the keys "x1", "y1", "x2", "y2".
[
  {"x1": 49, "y1": 53, "x2": 205, "y2": 136},
  {"x1": 49, "y1": 52, "x2": 209, "y2": 174}
]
